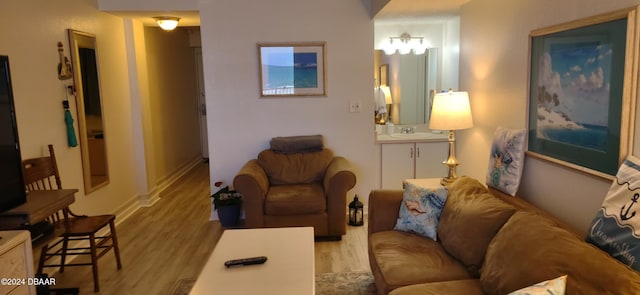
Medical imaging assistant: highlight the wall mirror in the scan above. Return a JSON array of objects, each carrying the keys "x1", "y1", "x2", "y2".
[
  {"x1": 68, "y1": 29, "x2": 109, "y2": 193},
  {"x1": 375, "y1": 49, "x2": 439, "y2": 125}
]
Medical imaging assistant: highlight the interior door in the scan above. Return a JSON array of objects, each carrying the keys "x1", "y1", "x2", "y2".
[{"x1": 194, "y1": 48, "x2": 208, "y2": 160}]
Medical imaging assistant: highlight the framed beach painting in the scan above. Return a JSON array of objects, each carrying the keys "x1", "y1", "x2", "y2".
[
  {"x1": 527, "y1": 7, "x2": 640, "y2": 178},
  {"x1": 258, "y1": 42, "x2": 326, "y2": 97}
]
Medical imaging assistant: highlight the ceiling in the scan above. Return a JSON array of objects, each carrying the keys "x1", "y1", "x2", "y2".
[
  {"x1": 105, "y1": 11, "x2": 201, "y2": 27},
  {"x1": 375, "y1": 0, "x2": 472, "y2": 19},
  {"x1": 106, "y1": 0, "x2": 472, "y2": 29}
]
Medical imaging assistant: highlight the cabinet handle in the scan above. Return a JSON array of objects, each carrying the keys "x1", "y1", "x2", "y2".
[
  {"x1": 417, "y1": 147, "x2": 420, "y2": 158},
  {"x1": 410, "y1": 147, "x2": 414, "y2": 158}
]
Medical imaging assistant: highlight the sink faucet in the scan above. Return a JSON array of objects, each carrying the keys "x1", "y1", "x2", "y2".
[{"x1": 400, "y1": 127, "x2": 415, "y2": 134}]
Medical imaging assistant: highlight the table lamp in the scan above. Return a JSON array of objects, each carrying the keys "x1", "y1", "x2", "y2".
[{"x1": 429, "y1": 91, "x2": 473, "y2": 185}]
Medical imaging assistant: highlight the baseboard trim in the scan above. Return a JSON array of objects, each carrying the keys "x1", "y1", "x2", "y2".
[{"x1": 135, "y1": 156, "x2": 203, "y2": 208}]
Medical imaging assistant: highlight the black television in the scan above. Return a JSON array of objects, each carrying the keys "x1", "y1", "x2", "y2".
[{"x1": 0, "y1": 55, "x2": 26, "y2": 212}]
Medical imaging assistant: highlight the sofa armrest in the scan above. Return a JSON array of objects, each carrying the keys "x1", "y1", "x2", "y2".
[
  {"x1": 324, "y1": 156, "x2": 356, "y2": 235},
  {"x1": 233, "y1": 159, "x2": 269, "y2": 228},
  {"x1": 368, "y1": 189, "x2": 403, "y2": 235}
]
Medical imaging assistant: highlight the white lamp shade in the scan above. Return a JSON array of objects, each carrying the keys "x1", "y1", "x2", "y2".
[{"x1": 429, "y1": 91, "x2": 473, "y2": 130}]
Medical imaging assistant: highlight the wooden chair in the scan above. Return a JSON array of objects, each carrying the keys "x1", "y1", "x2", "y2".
[{"x1": 23, "y1": 144, "x2": 122, "y2": 292}]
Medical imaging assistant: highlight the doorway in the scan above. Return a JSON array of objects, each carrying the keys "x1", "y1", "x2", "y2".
[{"x1": 194, "y1": 47, "x2": 209, "y2": 161}]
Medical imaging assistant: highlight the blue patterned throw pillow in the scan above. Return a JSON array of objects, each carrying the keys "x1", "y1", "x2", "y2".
[
  {"x1": 394, "y1": 182, "x2": 448, "y2": 241},
  {"x1": 586, "y1": 156, "x2": 640, "y2": 270},
  {"x1": 486, "y1": 127, "x2": 526, "y2": 196}
]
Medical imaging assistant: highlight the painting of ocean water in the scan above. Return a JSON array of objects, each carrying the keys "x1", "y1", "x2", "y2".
[
  {"x1": 528, "y1": 16, "x2": 627, "y2": 176},
  {"x1": 535, "y1": 39, "x2": 613, "y2": 152},
  {"x1": 264, "y1": 65, "x2": 317, "y2": 89},
  {"x1": 542, "y1": 124, "x2": 608, "y2": 150},
  {"x1": 261, "y1": 46, "x2": 320, "y2": 95}
]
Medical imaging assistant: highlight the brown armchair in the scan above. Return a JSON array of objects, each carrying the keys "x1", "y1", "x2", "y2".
[{"x1": 233, "y1": 148, "x2": 356, "y2": 238}]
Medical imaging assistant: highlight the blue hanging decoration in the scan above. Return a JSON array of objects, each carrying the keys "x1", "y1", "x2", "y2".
[
  {"x1": 65, "y1": 108, "x2": 78, "y2": 147},
  {"x1": 63, "y1": 85, "x2": 78, "y2": 147}
]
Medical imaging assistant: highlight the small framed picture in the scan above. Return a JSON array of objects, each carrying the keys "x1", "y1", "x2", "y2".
[{"x1": 258, "y1": 42, "x2": 326, "y2": 97}]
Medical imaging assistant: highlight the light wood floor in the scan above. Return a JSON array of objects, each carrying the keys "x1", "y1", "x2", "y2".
[{"x1": 33, "y1": 163, "x2": 370, "y2": 294}]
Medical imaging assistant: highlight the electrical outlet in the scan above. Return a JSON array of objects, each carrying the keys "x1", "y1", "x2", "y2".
[{"x1": 349, "y1": 100, "x2": 361, "y2": 113}]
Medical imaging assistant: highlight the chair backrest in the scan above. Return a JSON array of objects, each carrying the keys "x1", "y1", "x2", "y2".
[
  {"x1": 257, "y1": 148, "x2": 334, "y2": 185},
  {"x1": 23, "y1": 144, "x2": 62, "y2": 191}
]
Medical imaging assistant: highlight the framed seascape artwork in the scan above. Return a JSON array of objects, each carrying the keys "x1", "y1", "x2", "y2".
[
  {"x1": 258, "y1": 42, "x2": 326, "y2": 97},
  {"x1": 527, "y1": 7, "x2": 640, "y2": 178}
]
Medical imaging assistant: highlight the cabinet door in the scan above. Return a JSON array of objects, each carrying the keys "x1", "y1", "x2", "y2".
[
  {"x1": 415, "y1": 142, "x2": 449, "y2": 179},
  {"x1": 381, "y1": 143, "x2": 415, "y2": 189}
]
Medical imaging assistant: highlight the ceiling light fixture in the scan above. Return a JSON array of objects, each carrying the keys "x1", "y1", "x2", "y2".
[
  {"x1": 154, "y1": 16, "x2": 180, "y2": 31},
  {"x1": 384, "y1": 32, "x2": 428, "y2": 55}
]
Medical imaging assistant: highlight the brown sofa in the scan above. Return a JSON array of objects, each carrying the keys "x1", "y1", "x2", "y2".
[
  {"x1": 233, "y1": 148, "x2": 356, "y2": 238},
  {"x1": 368, "y1": 177, "x2": 640, "y2": 295}
]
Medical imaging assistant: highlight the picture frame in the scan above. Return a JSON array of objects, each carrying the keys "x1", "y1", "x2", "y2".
[
  {"x1": 258, "y1": 42, "x2": 326, "y2": 97},
  {"x1": 526, "y1": 7, "x2": 640, "y2": 179}
]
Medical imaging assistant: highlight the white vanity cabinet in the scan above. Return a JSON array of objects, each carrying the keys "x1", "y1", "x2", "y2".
[{"x1": 381, "y1": 142, "x2": 448, "y2": 189}]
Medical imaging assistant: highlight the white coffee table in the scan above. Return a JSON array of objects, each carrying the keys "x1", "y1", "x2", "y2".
[{"x1": 189, "y1": 227, "x2": 315, "y2": 295}]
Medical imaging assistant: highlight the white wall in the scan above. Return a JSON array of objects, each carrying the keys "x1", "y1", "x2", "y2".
[
  {"x1": 199, "y1": 0, "x2": 376, "y2": 204},
  {"x1": 458, "y1": 0, "x2": 640, "y2": 233},
  {"x1": 0, "y1": 0, "x2": 139, "y2": 215}
]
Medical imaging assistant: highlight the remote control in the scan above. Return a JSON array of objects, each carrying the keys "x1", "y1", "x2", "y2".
[{"x1": 224, "y1": 256, "x2": 268, "y2": 267}]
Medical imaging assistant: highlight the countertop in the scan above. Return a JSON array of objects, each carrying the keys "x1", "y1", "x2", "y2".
[{"x1": 375, "y1": 131, "x2": 448, "y2": 143}]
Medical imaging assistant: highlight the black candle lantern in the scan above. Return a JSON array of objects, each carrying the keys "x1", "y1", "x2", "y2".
[{"x1": 348, "y1": 194, "x2": 364, "y2": 226}]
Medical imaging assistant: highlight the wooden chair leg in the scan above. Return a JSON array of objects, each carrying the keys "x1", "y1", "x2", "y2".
[
  {"x1": 109, "y1": 220, "x2": 122, "y2": 270},
  {"x1": 60, "y1": 237, "x2": 68, "y2": 273},
  {"x1": 38, "y1": 243, "x2": 49, "y2": 274},
  {"x1": 89, "y1": 234, "x2": 100, "y2": 292}
]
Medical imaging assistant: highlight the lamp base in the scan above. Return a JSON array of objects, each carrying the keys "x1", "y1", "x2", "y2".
[{"x1": 440, "y1": 130, "x2": 460, "y2": 186}]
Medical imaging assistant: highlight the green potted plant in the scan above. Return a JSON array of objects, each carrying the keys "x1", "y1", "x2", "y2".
[{"x1": 211, "y1": 181, "x2": 243, "y2": 227}]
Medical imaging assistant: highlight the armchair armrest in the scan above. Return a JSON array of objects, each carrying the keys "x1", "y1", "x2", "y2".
[
  {"x1": 323, "y1": 156, "x2": 356, "y2": 235},
  {"x1": 233, "y1": 159, "x2": 269, "y2": 228},
  {"x1": 368, "y1": 189, "x2": 403, "y2": 236},
  {"x1": 323, "y1": 156, "x2": 356, "y2": 193}
]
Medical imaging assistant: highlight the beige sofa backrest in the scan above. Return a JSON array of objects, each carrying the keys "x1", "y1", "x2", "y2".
[
  {"x1": 482, "y1": 210, "x2": 640, "y2": 294},
  {"x1": 257, "y1": 148, "x2": 334, "y2": 185}
]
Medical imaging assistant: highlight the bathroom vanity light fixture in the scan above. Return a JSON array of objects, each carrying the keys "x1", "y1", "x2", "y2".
[
  {"x1": 429, "y1": 91, "x2": 473, "y2": 185},
  {"x1": 154, "y1": 16, "x2": 180, "y2": 31},
  {"x1": 383, "y1": 33, "x2": 428, "y2": 55}
]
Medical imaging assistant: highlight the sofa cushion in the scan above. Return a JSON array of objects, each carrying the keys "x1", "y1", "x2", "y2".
[
  {"x1": 438, "y1": 177, "x2": 516, "y2": 276},
  {"x1": 264, "y1": 183, "x2": 326, "y2": 215},
  {"x1": 586, "y1": 156, "x2": 640, "y2": 270},
  {"x1": 369, "y1": 230, "x2": 472, "y2": 291},
  {"x1": 389, "y1": 279, "x2": 483, "y2": 295},
  {"x1": 258, "y1": 149, "x2": 334, "y2": 185},
  {"x1": 447, "y1": 175, "x2": 489, "y2": 196},
  {"x1": 481, "y1": 211, "x2": 640, "y2": 295},
  {"x1": 507, "y1": 275, "x2": 566, "y2": 295},
  {"x1": 394, "y1": 182, "x2": 448, "y2": 240}
]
